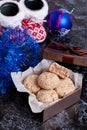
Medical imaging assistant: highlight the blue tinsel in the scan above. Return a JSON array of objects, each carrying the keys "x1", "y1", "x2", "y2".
[{"x1": 0, "y1": 27, "x2": 41, "y2": 94}]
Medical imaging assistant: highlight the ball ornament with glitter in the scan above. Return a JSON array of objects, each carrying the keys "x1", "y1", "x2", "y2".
[{"x1": 46, "y1": 8, "x2": 73, "y2": 36}]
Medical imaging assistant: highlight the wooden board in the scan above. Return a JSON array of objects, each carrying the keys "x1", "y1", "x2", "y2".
[{"x1": 42, "y1": 87, "x2": 81, "y2": 122}]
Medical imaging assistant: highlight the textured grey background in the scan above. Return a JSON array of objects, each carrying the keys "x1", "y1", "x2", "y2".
[{"x1": 0, "y1": 0, "x2": 87, "y2": 130}]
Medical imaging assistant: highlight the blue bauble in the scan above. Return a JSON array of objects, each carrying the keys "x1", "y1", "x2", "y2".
[
  {"x1": 46, "y1": 9, "x2": 73, "y2": 36},
  {"x1": 59, "y1": 12, "x2": 72, "y2": 29}
]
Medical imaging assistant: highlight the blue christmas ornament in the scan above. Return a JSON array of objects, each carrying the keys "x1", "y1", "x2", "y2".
[
  {"x1": 46, "y1": 8, "x2": 73, "y2": 36},
  {"x1": 0, "y1": 27, "x2": 41, "y2": 94}
]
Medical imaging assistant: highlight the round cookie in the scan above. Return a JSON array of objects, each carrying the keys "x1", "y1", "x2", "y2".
[
  {"x1": 23, "y1": 74, "x2": 40, "y2": 94},
  {"x1": 55, "y1": 78, "x2": 75, "y2": 97},
  {"x1": 37, "y1": 72, "x2": 60, "y2": 90},
  {"x1": 36, "y1": 89, "x2": 58, "y2": 103}
]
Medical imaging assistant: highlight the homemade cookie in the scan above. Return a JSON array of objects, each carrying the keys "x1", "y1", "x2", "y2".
[
  {"x1": 23, "y1": 74, "x2": 40, "y2": 94},
  {"x1": 37, "y1": 71, "x2": 60, "y2": 90},
  {"x1": 55, "y1": 78, "x2": 75, "y2": 97},
  {"x1": 49, "y1": 62, "x2": 69, "y2": 79},
  {"x1": 36, "y1": 89, "x2": 58, "y2": 103}
]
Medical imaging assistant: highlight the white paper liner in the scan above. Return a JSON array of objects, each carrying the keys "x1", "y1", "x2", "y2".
[
  {"x1": 19, "y1": 0, "x2": 49, "y2": 20},
  {"x1": 0, "y1": 0, "x2": 25, "y2": 28},
  {"x1": 11, "y1": 59, "x2": 83, "y2": 113}
]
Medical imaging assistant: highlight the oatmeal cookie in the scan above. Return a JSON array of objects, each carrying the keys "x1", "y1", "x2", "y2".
[
  {"x1": 55, "y1": 78, "x2": 75, "y2": 97},
  {"x1": 23, "y1": 74, "x2": 40, "y2": 94},
  {"x1": 37, "y1": 71, "x2": 60, "y2": 90},
  {"x1": 49, "y1": 62, "x2": 69, "y2": 79},
  {"x1": 36, "y1": 89, "x2": 58, "y2": 103}
]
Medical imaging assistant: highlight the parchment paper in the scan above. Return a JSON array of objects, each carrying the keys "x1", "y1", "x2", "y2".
[{"x1": 11, "y1": 59, "x2": 83, "y2": 113}]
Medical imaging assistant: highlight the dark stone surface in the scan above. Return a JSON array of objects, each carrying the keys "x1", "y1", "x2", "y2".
[{"x1": 0, "y1": 0, "x2": 87, "y2": 129}]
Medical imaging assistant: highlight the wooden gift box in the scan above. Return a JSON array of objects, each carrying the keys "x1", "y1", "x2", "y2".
[
  {"x1": 43, "y1": 40, "x2": 87, "y2": 67},
  {"x1": 40, "y1": 40, "x2": 84, "y2": 122},
  {"x1": 41, "y1": 87, "x2": 81, "y2": 122}
]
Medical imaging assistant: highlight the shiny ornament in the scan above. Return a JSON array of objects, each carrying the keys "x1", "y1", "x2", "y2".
[{"x1": 46, "y1": 8, "x2": 73, "y2": 36}]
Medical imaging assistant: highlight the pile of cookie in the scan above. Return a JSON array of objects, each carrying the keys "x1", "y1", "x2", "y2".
[{"x1": 23, "y1": 62, "x2": 76, "y2": 103}]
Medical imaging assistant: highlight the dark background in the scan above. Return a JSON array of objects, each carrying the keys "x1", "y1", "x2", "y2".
[{"x1": 0, "y1": 0, "x2": 87, "y2": 130}]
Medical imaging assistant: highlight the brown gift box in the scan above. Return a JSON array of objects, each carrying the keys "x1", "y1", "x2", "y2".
[
  {"x1": 43, "y1": 40, "x2": 87, "y2": 67},
  {"x1": 42, "y1": 40, "x2": 85, "y2": 121},
  {"x1": 42, "y1": 87, "x2": 81, "y2": 122}
]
